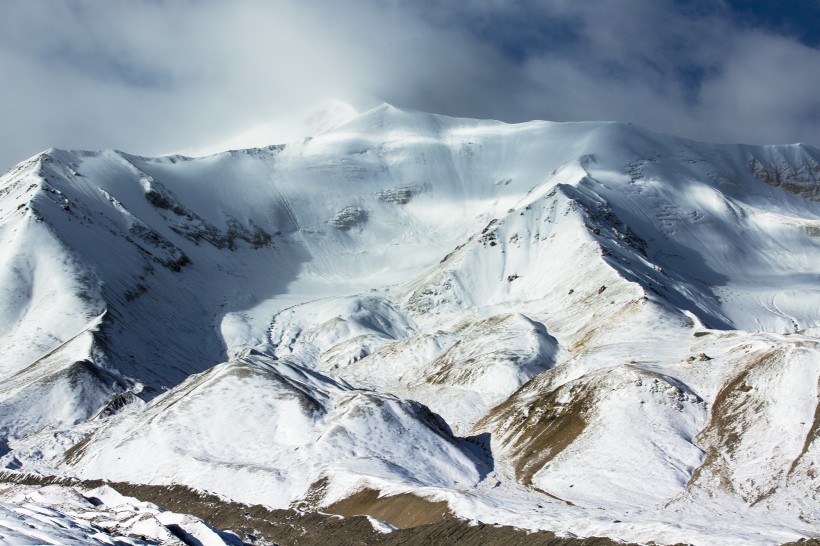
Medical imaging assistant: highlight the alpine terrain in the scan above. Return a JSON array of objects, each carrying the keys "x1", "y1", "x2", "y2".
[{"x1": 0, "y1": 104, "x2": 818, "y2": 545}]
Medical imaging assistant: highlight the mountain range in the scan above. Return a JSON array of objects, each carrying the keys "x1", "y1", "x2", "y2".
[{"x1": 0, "y1": 104, "x2": 818, "y2": 545}]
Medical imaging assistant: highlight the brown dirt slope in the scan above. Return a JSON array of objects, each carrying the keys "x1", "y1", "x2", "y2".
[
  {"x1": 476, "y1": 379, "x2": 592, "y2": 486},
  {"x1": 0, "y1": 473, "x2": 638, "y2": 545},
  {"x1": 324, "y1": 488, "x2": 451, "y2": 529},
  {"x1": 3, "y1": 473, "x2": 814, "y2": 545}
]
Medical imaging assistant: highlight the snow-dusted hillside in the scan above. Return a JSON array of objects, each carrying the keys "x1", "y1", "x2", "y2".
[
  {"x1": 0, "y1": 482, "x2": 242, "y2": 545},
  {"x1": 0, "y1": 104, "x2": 818, "y2": 545}
]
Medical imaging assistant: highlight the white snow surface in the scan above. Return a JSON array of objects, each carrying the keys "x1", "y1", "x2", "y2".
[
  {"x1": 0, "y1": 483, "x2": 240, "y2": 545},
  {"x1": 0, "y1": 104, "x2": 818, "y2": 545}
]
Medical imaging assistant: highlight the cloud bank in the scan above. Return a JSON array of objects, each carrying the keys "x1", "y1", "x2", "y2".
[{"x1": 2, "y1": 0, "x2": 820, "y2": 170}]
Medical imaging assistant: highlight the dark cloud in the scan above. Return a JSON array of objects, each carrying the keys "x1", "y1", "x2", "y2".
[{"x1": 1, "y1": 0, "x2": 819, "y2": 171}]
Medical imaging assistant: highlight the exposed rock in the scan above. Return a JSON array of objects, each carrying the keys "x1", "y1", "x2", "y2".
[{"x1": 333, "y1": 206, "x2": 368, "y2": 230}]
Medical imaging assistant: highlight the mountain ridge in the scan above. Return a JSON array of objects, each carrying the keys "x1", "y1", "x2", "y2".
[{"x1": 0, "y1": 105, "x2": 818, "y2": 545}]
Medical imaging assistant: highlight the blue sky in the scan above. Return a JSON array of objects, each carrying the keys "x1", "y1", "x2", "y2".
[
  {"x1": 725, "y1": 0, "x2": 820, "y2": 46},
  {"x1": 1, "y1": 0, "x2": 819, "y2": 170}
]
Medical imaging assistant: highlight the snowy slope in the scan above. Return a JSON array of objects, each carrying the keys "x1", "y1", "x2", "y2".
[
  {"x1": 0, "y1": 483, "x2": 241, "y2": 545},
  {"x1": 0, "y1": 104, "x2": 818, "y2": 545},
  {"x1": 65, "y1": 352, "x2": 488, "y2": 509}
]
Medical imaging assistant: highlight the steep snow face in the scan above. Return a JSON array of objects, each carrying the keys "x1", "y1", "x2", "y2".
[
  {"x1": 572, "y1": 134, "x2": 820, "y2": 333},
  {"x1": 1, "y1": 105, "x2": 819, "y2": 545},
  {"x1": 0, "y1": 157, "x2": 105, "y2": 382}
]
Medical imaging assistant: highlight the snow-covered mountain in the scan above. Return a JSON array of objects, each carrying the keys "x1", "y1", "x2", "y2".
[
  {"x1": 0, "y1": 104, "x2": 818, "y2": 545},
  {"x1": 0, "y1": 482, "x2": 244, "y2": 545}
]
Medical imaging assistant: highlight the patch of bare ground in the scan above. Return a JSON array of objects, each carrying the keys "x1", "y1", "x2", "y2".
[
  {"x1": 4, "y1": 472, "x2": 815, "y2": 545},
  {"x1": 687, "y1": 349, "x2": 779, "y2": 496},
  {"x1": 61, "y1": 430, "x2": 98, "y2": 465},
  {"x1": 567, "y1": 298, "x2": 645, "y2": 356},
  {"x1": 324, "y1": 488, "x2": 451, "y2": 528},
  {"x1": 478, "y1": 380, "x2": 591, "y2": 486},
  {"x1": 788, "y1": 389, "x2": 820, "y2": 478},
  {"x1": 687, "y1": 344, "x2": 820, "y2": 505},
  {"x1": 0, "y1": 472, "x2": 644, "y2": 545}
]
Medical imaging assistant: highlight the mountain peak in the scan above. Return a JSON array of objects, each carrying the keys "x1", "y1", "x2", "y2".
[
  {"x1": 0, "y1": 108, "x2": 818, "y2": 545},
  {"x1": 180, "y1": 99, "x2": 360, "y2": 156}
]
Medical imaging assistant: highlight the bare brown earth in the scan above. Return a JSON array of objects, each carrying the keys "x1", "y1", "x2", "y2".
[
  {"x1": 687, "y1": 344, "x2": 819, "y2": 505},
  {"x1": 1, "y1": 472, "x2": 814, "y2": 545},
  {"x1": 477, "y1": 378, "x2": 592, "y2": 486},
  {"x1": 0, "y1": 472, "x2": 639, "y2": 545},
  {"x1": 324, "y1": 488, "x2": 452, "y2": 528},
  {"x1": 686, "y1": 349, "x2": 778, "y2": 495}
]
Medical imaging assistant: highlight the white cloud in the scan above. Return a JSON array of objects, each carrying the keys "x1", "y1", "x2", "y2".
[
  {"x1": 696, "y1": 31, "x2": 820, "y2": 144},
  {"x1": 1, "y1": 0, "x2": 818, "y2": 170}
]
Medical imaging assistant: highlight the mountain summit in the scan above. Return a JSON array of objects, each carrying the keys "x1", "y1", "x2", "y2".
[{"x1": 0, "y1": 105, "x2": 818, "y2": 545}]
